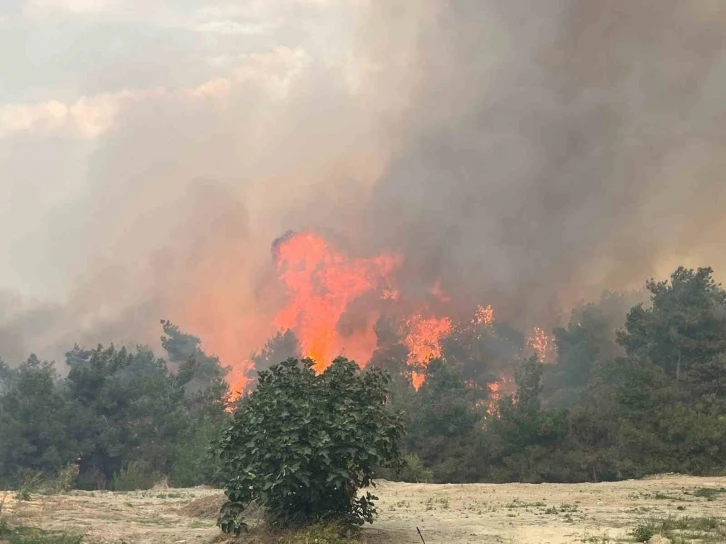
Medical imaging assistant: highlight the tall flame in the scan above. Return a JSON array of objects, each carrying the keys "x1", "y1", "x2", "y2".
[
  {"x1": 401, "y1": 314, "x2": 453, "y2": 389},
  {"x1": 528, "y1": 326, "x2": 553, "y2": 362},
  {"x1": 273, "y1": 231, "x2": 401, "y2": 371}
]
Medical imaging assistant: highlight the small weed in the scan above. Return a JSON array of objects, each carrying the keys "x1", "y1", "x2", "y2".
[
  {"x1": 15, "y1": 490, "x2": 32, "y2": 502},
  {"x1": 631, "y1": 522, "x2": 656, "y2": 542},
  {"x1": 424, "y1": 496, "x2": 449, "y2": 510}
]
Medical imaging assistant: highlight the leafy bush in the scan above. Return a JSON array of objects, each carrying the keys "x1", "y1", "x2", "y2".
[
  {"x1": 216, "y1": 357, "x2": 404, "y2": 534},
  {"x1": 54, "y1": 464, "x2": 79, "y2": 493},
  {"x1": 110, "y1": 461, "x2": 159, "y2": 491},
  {"x1": 398, "y1": 454, "x2": 433, "y2": 483}
]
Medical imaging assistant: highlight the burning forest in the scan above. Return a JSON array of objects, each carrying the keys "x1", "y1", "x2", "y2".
[
  {"x1": 3, "y1": 1, "x2": 726, "y2": 526},
  {"x1": 215, "y1": 228, "x2": 554, "y2": 398}
]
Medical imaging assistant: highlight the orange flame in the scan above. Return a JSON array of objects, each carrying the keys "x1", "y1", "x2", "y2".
[
  {"x1": 528, "y1": 326, "x2": 553, "y2": 362},
  {"x1": 474, "y1": 304, "x2": 494, "y2": 327},
  {"x1": 273, "y1": 231, "x2": 401, "y2": 371},
  {"x1": 486, "y1": 373, "x2": 515, "y2": 415},
  {"x1": 401, "y1": 313, "x2": 452, "y2": 389}
]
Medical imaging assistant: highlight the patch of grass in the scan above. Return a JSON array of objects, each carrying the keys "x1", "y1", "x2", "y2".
[
  {"x1": 242, "y1": 521, "x2": 363, "y2": 543},
  {"x1": 154, "y1": 492, "x2": 185, "y2": 499},
  {"x1": 631, "y1": 522, "x2": 656, "y2": 542},
  {"x1": 631, "y1": 516, "x2": 726, "y2": 543},
  {"x1": 692, "y1": 487, "x2": 726, "y2": 501},
  {"x1": 15, "y1": 490, "x2": 32, "y2": 502},
  {"x1": 424, "y1": 496, "x2": 449, "y2": 510},
  {"x1": 0, "y1": 519, "x2": 83, "y2": 544},
  {"x1": 506, "y1": 498, "x2": 546, "y2": 509}
]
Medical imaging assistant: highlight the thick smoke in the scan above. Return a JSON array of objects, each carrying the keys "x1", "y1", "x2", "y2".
[
  {"x1": 364, "y1": 0, "x2": 726, "y2": 326},
  {"x1": 1, "y1": 0, "x2": 725, "y2": 365}
]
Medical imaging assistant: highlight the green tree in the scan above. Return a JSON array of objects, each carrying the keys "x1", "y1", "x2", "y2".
[
  {"x1": 546, "y1": 292, "x2": 637, "y2": 407},
  {"x1": 485, "y1": 357, "x2": 569, "y2": 482},
  {"x1": 65, "y1": 345, "x2": 188, "y2": 488},
  {"x1": 247, "y1": 329, "x2": 300, "y2": 389},
  {"x1": 0, "y1": 356, "x2": 77, "y2": 486},
  {"x1": 443, "y1": 319, "x2": 525, "y2": 396},
  {"x1": 215, "y1": 357, "x2": 404, "y2": 534},
  {"x1": 407, "y1": 359, "x2": 485, "y2": 482},
  {"x1": 617, "y1": 267, "x2": 726, "y2": 382},
  {"x1": 161, "y1": 321, "x2": 232, "y2": 486},
  {"x1": 161, "y1": 320, "x2": 228, "y2": 395}
]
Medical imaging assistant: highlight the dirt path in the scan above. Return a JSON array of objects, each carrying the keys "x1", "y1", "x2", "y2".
[{"x1": 2, "y1": 475, "x2": 726, "y2": 543}]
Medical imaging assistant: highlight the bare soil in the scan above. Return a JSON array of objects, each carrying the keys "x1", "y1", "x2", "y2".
[{"x1": 2, "y1": 475, "x2": 726, "y2": 543}]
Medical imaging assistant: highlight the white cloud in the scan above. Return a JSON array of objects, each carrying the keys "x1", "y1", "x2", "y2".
[
  {"x1": 23, "y1": 0, "x2": 119, "y2": 15},
  {"x1": 0, "y1": 87, "x2": 178, "y2": 138},
  {"x1": 193, "y1": 20, "x2": 278, "y2": 35},
  {"x1": 235, "y1": 47, "x2": 311, "y2": 98},
  {"x1": 0, "y1": 45, "x2": 310, "y2": 139}
]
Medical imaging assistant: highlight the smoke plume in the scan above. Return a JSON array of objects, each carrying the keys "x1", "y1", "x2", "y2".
[{"x1": 1, "y1": 0, "x2": 725, "y2": 369}]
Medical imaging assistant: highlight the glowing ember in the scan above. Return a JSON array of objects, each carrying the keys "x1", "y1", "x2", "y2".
[
  {"x1": 474, "y1": 304, "x2": 494, "y2": 327},
  {"x1": 401, "y1": 314, "x2": 453, "y2": 389},
  {"x1": 528, "y1": 326, "x2": 553, "y2": 362},
  {"x1": 273, "y1": 231, "x2": 401, "y2": 371},
  {"x1": 486, "y1": 373, "x2": 515, "y2": 415}
]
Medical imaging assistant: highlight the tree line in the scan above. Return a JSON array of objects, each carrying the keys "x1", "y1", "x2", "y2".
[
  {"x1": 1, "y1": 266, "x2": 725, "y2": 490},
  {"x1": 381, "y1": 266, "x2": 726, "y2": 483},
  {"x1": 0, "y1": 321, "x2": 230, "y2": 490}
]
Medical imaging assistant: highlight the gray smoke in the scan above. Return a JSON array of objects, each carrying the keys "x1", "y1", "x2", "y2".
[
  {"x1": 1, "y1": 0, "x2": 725, "y2": 365},
  {"x1": 363, "y1": 0, "x2": 726, "y2": 326}
]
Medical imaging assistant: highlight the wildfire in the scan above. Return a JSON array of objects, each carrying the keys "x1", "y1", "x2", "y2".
[
  {"x1": 273, "y1": 231, "x2": 401, "y2": 371},
  {"x1": 528, "y1": 326, "x2": 553, "y2": 362},
  {"x1": 401, "y1": 313, "x2": 453, "y2": 389},
  {"x1": 474, "y1": 304, "x2": 494, "y2": 327},
  {"x1": 486, "y1": 373, "x2": 515, "y2": 415},
  {"x1": 184, "y1": 228, "x2": 556, "y2": 397}
]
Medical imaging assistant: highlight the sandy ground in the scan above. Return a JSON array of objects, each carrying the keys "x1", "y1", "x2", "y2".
[{"x1": 2, "y1": 475, "x2": 726, "y2": 543}]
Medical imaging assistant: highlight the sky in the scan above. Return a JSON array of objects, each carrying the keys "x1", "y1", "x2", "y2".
[{"x1": 1, "y1": 0, "x2": 726, "y2": 366}]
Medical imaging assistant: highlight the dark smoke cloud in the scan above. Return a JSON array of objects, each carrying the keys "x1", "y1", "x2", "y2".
[
  {"x1": 362, "y1": 0, "x2": 726, "y2": 326},
  {"x1": 2, "y1": 0, "x2": 726, "y2": 364}
]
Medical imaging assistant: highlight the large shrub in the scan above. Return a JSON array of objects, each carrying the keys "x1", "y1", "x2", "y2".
[{"x1": 215, "y1": 357, "x2": 404, "y2": 534}]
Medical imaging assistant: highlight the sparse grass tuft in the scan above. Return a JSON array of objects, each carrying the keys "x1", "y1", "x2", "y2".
[
  {"x1": 631, "y1": 522, "x2": 656, "y2": 542},
  {"x1": 0, "y1": 520, "x2": 83, "y2": 544},
  {"x1": 692, "y1": 487, "x2": 726, "y2": 501},
  {"x1": 239, "y1": 521, "x2": 363, "y2": 543},
  {"x1": 631, "y1": 516, "x2": 726, "y2": 543}
]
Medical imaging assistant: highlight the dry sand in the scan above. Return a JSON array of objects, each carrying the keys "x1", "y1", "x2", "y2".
[{"x1": 2, "y1": 475, "x2": 726, "y2": 543}]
